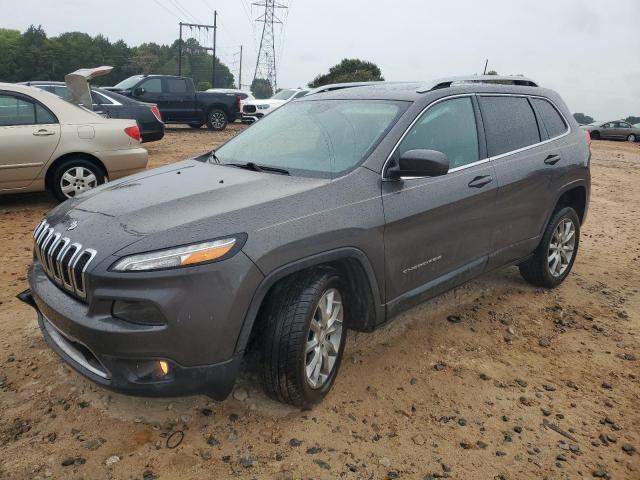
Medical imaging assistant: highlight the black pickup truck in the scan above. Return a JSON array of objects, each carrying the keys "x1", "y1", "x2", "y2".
[{"x1": 106, "y1": 75, "x2": 240, "y2": 131}]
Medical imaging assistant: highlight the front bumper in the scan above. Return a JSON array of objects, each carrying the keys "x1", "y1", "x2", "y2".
[
  {"x1": 241, "y1": 113, "x2": 264, "y2": 124},
  {"x1": 21, "y1": 249, "x2": 263, "y2": 399}
]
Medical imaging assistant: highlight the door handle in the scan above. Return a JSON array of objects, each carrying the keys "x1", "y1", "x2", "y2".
[
  {"x1": 544, "y1": 154, "x2": 561, "y2": 165},
  {"x1": 468, "y1": 175, "x2": 493, "y2": 188},
  {"x1": 33, "y1": 129, "x2": 56, "y2": 136}
]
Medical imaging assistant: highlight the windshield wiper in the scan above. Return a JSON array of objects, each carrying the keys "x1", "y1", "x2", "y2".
[{"x1": 225, "y1": 162, "x2": 290, "y2": 175}]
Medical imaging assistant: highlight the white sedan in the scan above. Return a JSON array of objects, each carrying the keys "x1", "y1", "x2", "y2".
[
  {"x1": 241, "y1": 88, "x2": 309, "y2": 123},
  {"x1": 0, "y1": 83, "x2": 148, "y2": 201}
]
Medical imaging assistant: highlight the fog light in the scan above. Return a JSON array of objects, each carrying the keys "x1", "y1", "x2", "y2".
[{"x1": 158, "y1": 360, "x2": 170, "y2": 376}]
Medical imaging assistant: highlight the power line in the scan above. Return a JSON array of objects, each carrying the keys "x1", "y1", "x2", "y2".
[{"x1": 152, "y1": 0, "x2": 181, "y2": 19}]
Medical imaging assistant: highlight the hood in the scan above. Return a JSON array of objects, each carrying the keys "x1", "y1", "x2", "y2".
[{"x1": 45, "y1": 159, "x2": 327, "y2": 262}]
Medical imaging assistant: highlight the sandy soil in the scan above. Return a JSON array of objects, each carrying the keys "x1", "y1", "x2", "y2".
[{"x1": 0, "y1": 130, "x2": 638, "y2": 480}]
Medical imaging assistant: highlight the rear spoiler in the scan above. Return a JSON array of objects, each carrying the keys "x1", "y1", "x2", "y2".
[{"x1": 64, "y1": 66, "x2": 113, "y2": 111}]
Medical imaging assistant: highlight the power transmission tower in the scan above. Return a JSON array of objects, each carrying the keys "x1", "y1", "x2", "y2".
[{"x1": 252, "y1": 0, "x2": 287, "y2": 92}]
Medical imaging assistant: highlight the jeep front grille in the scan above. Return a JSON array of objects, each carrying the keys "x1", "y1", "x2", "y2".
[{"x1": 33, "y1": 220, "x2": 97, "y2": 299}]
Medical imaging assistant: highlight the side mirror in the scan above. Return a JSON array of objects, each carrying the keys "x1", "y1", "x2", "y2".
[
  {"x1": 133, "y1": 87, "x2": 145, "y2": 96},
  {"x1": 386, "y1": 149, "x2": 449, "y2": 180}
]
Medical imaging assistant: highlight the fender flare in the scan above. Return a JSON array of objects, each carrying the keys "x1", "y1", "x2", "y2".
[
  {"x1": 540, "y1": 179, "x2": 589, "y2": 236},
  {"x1": 234, "y1": 247, "x2": 384, "y2": 354}
]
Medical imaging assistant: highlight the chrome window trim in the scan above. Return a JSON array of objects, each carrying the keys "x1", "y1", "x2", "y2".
[
  {"x1": 381, "y1": 93, "x2": 572, "y2": 180},
  {"x1": 94, "y1": 91, "x2": 122, "y2": 106}
]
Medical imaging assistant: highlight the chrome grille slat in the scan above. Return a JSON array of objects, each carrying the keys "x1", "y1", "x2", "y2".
[{"x1": 31, "y1": 222, "x2": 98, "y2": 301}]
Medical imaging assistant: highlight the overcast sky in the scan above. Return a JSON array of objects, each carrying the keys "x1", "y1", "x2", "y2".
[{"x1": 1, "y1": 0, "x2": 639, "y2": 120}]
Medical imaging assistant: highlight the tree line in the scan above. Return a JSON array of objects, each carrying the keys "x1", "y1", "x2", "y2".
[{"x1": 0, "y1": 25, "x2": 235, "y2": 90}]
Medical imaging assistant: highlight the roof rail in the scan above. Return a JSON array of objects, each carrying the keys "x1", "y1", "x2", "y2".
[{"x1": 417, "y1": 75, "x2": 538, "y2": 93}]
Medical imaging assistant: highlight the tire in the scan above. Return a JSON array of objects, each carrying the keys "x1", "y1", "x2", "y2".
[
  {"x1": 260, "y1": 268, "x2": 348, "y2": 407},
  {"x1": 188, "y1": 122, "x2": 204, "y2": 129},
  {"x1": 50, "y1": 158, "x2": 105, "y2": 202},
  {"x1": 591, "y1": 131, "x2": 600, "y2": 140},
  {"x1": 627, "y1": 134, "x2": 636, "y2": 143},
  {"x1": 519, "y1": 207, "x2": 580, "y2": 288},
  {"x1": 206, "y1": 109, "x2": 228, "y2": 131}
]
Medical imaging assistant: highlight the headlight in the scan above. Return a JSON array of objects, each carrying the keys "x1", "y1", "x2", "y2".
[
  {"x1": 257, "y1": 104, "x2": 270, "y2": 110},
  {"x1": 112, "y1": 237, "x2": 241, "y2": 272}
]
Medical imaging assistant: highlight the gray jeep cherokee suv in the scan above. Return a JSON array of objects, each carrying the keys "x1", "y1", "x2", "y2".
[{"x1": 21, "y1": 76, "x2": 591, "y2": 407}]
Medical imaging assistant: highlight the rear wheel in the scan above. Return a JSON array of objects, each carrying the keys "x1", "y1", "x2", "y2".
[
  {"x1": 261, "y1": 268, "x2": 347, "y2": 407},
  {"x1": 627, "y1": 134, "x2": 636, "y2": 142},
  {"x1": 51, "y1": 158, "x2": 105, "y2": 202},
  {"x1": 206, "y1": 109, "x2": 228, "y2": 131},
  {"x1": 519, "y1": 207, "x2": 580, "y2": 288}
]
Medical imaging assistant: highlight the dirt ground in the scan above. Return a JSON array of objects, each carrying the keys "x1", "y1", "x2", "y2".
[{"x1": 0, "y1": 128, "x2": 638, "y2": 480}]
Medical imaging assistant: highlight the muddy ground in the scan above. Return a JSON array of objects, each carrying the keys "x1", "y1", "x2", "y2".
[{"x1": 0, "y1": 128, "x2": 638, "y2": 480}]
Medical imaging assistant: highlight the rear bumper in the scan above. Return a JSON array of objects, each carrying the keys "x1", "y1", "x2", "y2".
[
  {"x1": 99, "y1": 147, "x2": 148, "y2": 180},
  {"x1": 140, "y1": 123, "x2": 165, "y2": 143}
]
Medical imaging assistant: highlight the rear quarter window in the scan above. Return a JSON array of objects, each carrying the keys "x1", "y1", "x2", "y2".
[
  {"x1": 479, "y1": 96, "x2": 541, "y2": 157},
  {"x1": 531, "y1": 98, "x2": 568, "y2": 138}
]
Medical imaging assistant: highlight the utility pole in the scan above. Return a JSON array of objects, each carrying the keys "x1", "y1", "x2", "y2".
[
  {"x1": 178, "y1": 22, "x2": 183, "y2": 75},
  {"x1": 483, "y1": 59, "x2": 488, "y2": 75},
  {"x1": 176, "y1": 21, "x2": 216, "y2": 83},
  {"x1": 253, "y1": 0, "x2": 287, "y2": 92},
  {"x1": 238, "y1": 45, "x2": 243, "y2": 90},
  {"x1": 212, "y1": 10, "x2": 217, "y2": 88}
]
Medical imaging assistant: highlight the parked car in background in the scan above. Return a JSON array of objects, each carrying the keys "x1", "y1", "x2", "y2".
[
  {"x1": 20, "y1": 76, "x2": 590, "y2": 407},
  {"x1": 0, "y1": 83, "x2": 147, "y2": 201},
  {"x1": 207, "y1": 88, "x2": 255, "y2": 120},
  {"x1": 21, "y1": 82, "x2": 164, "y2": 143},
  {"x1": 581, "y1": 120, "x2": 639, "y2": 142},
  {"x1": 241, "y1": 88, "x2": 309, "y2": 123},
  {"x1": 106, "y1": 75, "x2": 240, "y2": 131}
]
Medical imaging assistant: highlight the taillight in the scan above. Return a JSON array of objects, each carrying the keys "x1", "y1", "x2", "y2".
[
  {"x1": 584, "y1": 130, "x2": 591, "y2": 146},
  {"x1": 235, "y1": 94, "x2": 241, "y2": 111},
  {"x1": 150, "y1": 105, "x2": 162, "y2": 122},
  {"x1": 124, "y1": 125, "x2": 141, "y2": 142}
]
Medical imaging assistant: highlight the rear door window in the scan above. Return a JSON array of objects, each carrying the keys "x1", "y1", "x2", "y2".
[
  {"x1": 398, "y1": 96, "x2": 479, "y2": 169},
  {"x1": 531, "y1": 98, "x2": 568, "y2": 138},
  {"x1": 166, "y1": 79, "x2": 188, "y2": 93},
  {"x1": 479, "y1": 96, "x2": 541, "y2": 157}
]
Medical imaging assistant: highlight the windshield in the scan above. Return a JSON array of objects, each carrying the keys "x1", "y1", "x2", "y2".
[
  {"x1": 216, "y1": 100, "x2": 408, "y2": 178},
  {"x1": 271, "y1": 89, "x2": 296, "y2": 100},
  {"x1": 112, "y1": 76, "x2": 143, "y2": 90}
]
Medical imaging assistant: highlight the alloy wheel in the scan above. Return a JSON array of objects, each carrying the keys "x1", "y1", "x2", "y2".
[
  {"x1": 209, "y1": 111, "x2": 226, "y2": 130},
  {"x1": 547, "y1": 218, "x2": 576, "y2": 277},
  {"x1": 628, "y1": 134, "x2": 636, "y2": 142},
  {"x1": 60, "y1": 166, "x2": 98, "y2": 198},
  {"x1": 305, "y1": 288, "x2": 343, "y2": 389}
]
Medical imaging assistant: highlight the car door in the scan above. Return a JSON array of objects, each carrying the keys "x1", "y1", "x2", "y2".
[
  {"x1": 0, "y1": 92, "x2": 60, "y2": 191},
  {"x1": 480, "y1": 95, "x2": 566, "y2": 268},
  {"x1": 164, "y1": 78, "x2": 194, "y2": 121},
  {"x1": 601, "y1": 122, "x2": 616, "y2": 139},
  {"x1": 618, "y1": 121, "x2": 634, "y2": 140},
  {"x1": 382, "y1": 95, "x2": 498, "y2": 306},
  {"x1": 133, "y1": 78, "x2": 167, "y2": 115}
]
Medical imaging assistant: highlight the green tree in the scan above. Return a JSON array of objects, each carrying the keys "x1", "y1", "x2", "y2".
[
  {"x1": 251, "y1": 78, "x2": 273, "y2": 99},
  {"x1": 308, "y1": 58, "x2": 384, "y2": 88},
  {"x1": 0, "y1": 28, "x2": 21, "y2": 81},
  {"x1": 196, "y1": 81, "x2": 211, "y2": 91},
  {"x1": 624, "y1": 115, "x2": 640, "y2": 125},
  {"x1": 573, "y1": 113, "x2": 594, "y2": 125},
  {"x1": 486, "y1": 70, "x2": 499, "y2": 75}
]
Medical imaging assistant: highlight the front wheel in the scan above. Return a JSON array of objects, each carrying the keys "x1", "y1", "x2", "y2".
[
  {"x1": 519, "y1": 207, "x2": 580, "y2": 288},
  {"x1": 261, "y1": 269, "x2": 347, "y2": 407},
  {"x1": 206, "y1": 109, "x2": 228, "y2": 131},
  {"x1": 627, "y1": 134, "x2": 636, "y2": 143},
  {"x1": 51, "y1": 158, "x2": 105, "y2": 202}
]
